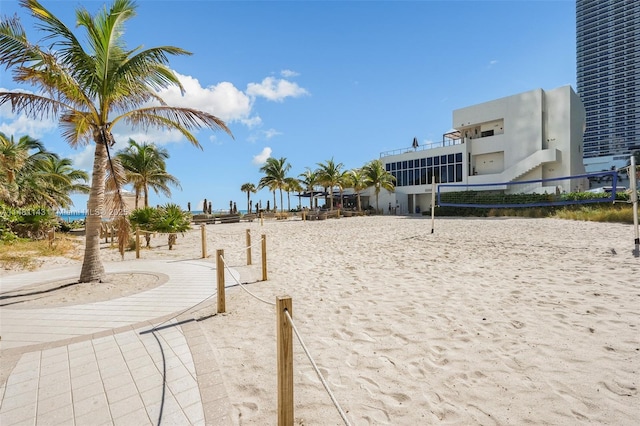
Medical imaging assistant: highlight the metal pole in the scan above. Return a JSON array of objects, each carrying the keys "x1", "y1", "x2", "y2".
[
  {"x1": 430, "y1": 171, "x2": 437, "y2": 234},
  {"x1": 630, "y1": 155, "x2": 639, "y2": 247}
]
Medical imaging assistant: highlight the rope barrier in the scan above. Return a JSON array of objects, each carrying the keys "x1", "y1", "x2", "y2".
[
  {"x1": 219, "y1": 252, "x2": 352, "y2": 425},
  {"x1": 284, "y1": 309, "x2": 352, "y2": 426},
  {"x1": 220, "y1": 255, "x2": 275, "y2": 306}
]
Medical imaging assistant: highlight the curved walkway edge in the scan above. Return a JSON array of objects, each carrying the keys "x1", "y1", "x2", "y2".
[{"x1": 0, "y1": 259, "x2": 236, "y2": 425}]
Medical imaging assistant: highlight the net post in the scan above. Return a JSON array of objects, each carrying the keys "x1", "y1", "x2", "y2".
[
  {"x1": 630, "y1": 155, "x2": 639, "y2": 250},
  {"x1": 430, "y1": 172, "x2": 437, "y2": 234}
]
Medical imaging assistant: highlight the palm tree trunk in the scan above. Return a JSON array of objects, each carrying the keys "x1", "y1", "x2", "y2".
[
  {"x1": 246, "y1": 191, "x2": 250, "y2": 213},
  {"x1": 329, "y1": 188, "x2": 334, "y2": 210},
  {"x1": 144, "y1": 185, "x2": 149, "y2": 208},
  {"x1": 79, "y1": 142, "x2": 107, "y2": 283},
  {"x1": 279, "y1": 189, "x2": 284, "y2": 213}
]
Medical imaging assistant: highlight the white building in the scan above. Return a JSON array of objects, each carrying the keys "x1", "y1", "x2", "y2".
[{"x1": 368, "y1": 85, "x2": 588, "y2": 214}]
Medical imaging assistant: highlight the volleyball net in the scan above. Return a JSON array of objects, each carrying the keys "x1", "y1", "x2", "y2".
[{"x1": 437, "y1": 170, "x2": 621, "y2": 208}]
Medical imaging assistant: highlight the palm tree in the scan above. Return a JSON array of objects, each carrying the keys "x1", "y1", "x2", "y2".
[
  {"x1": 116, "y1": 139, "x2": 180, "y2": 208},
  {"x1": 363, "y1": 159, "x2": 395, "y2": 213},
  {"x1": 153, "y1": 203, "x2": 191, "y2": 250},
  {"x1": 347, "y1": 168, "x2": 370, "y2": 212},
  {"x1": 284, "y1": 177, "x2": 302, "y2": 211},
  {"x1": 0, "y1": 0, "x2": 232, "y2": 282},
  {"x1": 0, "y1": 133, "x2": 47, "y2": 205},
  {"x1": 0, "y1": 132, "x2": 87, "y2": 209},
  {"x1": 316, "y1": 158, "x2": 343, "y2": 210},
  {"x1": 240, "y1": 182, "x2": 257, "y2": 213},
  {"x1": 299, "y1": 168, "x2": 318, "y2": 210},
  {"x1": 336, "y1": 170, "x2": 352, "y2": 210},
  {"x1": 258, "y1": 157, "x2": 291, "y2": 213},
  {"x1": 35, "y1": 156, "x2": 90, "y2": 209}
]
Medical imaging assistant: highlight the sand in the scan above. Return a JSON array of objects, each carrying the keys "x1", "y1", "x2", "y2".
[{"x1": 1, "y1": 215, "x2": 639, "y2": 424}]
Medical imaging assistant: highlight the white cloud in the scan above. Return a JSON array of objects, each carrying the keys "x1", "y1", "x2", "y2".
[
  {"x1": 1, "y1": 70, "x2": 307, "y2": 152},
  {"x1": 281, "y1": 69, "x2": 299, "y2": 78},
  {"x1": 159, "y1": 74, "x2": 258, "y2": 125},
  {"x1": 263, "y1": 128, "x2": 282, "y2": 139},
  {"x1": 246, "y1": 77, "x2": 309, "y2": 102},
  {"x1": 252, "y1": 147, "x2": 272, "y2": 165},
  {"x1": 70, "y1": 145, "x2": 95, "y2": 173},
  {"x1": 247, "y1": 128, "x2": 282, "y2": 144}
]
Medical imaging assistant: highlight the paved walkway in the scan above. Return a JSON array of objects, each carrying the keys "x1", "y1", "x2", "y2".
[{"x1": 0, "y1": 259, "x2": 237, "y2": 425}]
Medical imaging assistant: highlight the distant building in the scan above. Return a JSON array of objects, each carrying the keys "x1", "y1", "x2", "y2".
[
  {"x1": 576, "y1": 0, "x2": 640, "y2": 172},
  {"x1": 369, "y1": 86, "x2": 588, "y2": 214}
]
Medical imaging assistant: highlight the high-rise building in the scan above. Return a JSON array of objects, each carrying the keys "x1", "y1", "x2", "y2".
[{"x1": 576, "y1": 0, "x2": 639, "y2": 172}]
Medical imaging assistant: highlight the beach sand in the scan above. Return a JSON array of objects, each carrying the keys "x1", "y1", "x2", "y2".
[{"x1": 2, "y1": 215, "x2": 639, "y2": 424}]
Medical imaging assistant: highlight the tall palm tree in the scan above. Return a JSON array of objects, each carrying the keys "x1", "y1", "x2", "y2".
[
  {"x1": 284, "y1": 177, "x2": 302, "y2": 211},
  {"x1": 240, "y1": 182, "x2": 257, "y2": 213},
  {"x1": 299, "y1": 168, "x2": 318, "y2": 210},
  {"x1": 363, "y1": 159, "x2": 395, "y2": 213},
  {"x1": 316, "y1": 158, "x2": 343, "y2": 210},
  {"x1": 116, "y1": 139, "x2": 180, "y2": 208},
  {"x1": 258, "y1": 157, "x2": 291, "y2": 213},
  {"x1": 0, "y1": 0, "x2": 232, "y2": 282},
  {"x1": 336, "y1": 170, "x2": 352, "y2": 209},
  {"x1": 347, "y1": 168, "x2": 370, "y2": 212}
]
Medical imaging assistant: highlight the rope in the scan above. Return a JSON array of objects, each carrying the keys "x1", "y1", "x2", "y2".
[
  {"x1": 220, "y1": 255, "x2": 275, "y2": 306},
  {"x1": 150, "y1": 289, "x2": 218, "y2": 331},
  {"x1": 284, "y1": 310, "x2": 352, "y2": 426}
]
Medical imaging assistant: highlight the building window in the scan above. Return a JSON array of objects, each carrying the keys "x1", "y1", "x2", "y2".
[{"x1": 387, "y1": 152, "x2": 464, "y2": 187}]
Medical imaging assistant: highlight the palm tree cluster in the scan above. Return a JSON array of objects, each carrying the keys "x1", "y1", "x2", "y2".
[
  {"x1": 111, "y1": 139, "x2": 181, "y2": 209},
  {"x1": 1, "y1": 0, "x2": 232, "y2": 282},
  {"x1": 129, "y1": 203, "x2": 190, "y2": 250},
  {"x1": 0, "y1": 132, "x2": 89, "y2": 210},
  {"x1": 246, "y1": 157, "x2": 395, "y2": 214}
]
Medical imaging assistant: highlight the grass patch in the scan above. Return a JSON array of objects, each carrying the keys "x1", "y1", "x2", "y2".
[
  {"x1": 0, "y1": 236, "x2": 81, "y2": 271},
  {"x1": 553, "y1": 204, "x2": 636, "y2": 223}
]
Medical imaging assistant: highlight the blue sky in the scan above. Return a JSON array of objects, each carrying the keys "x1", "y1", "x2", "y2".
[{"x1": 0, "y1": 0, "x2": 577, "y2": 212}]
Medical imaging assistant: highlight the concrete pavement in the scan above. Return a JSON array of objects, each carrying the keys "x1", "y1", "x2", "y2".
[{"x1": 0, "y1": 259, "x2": 237, "y2": 425}]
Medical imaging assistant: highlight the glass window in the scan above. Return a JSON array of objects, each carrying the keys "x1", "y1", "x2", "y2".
[
  {"x1": 448, "y1": 154, "x2": 454, "y2": 163},
  {"x1": 386, "y1": 163, "x2": 391, "y2": 172},
  {"x1": 441, "y1": 155, "x2": 447, "y2": 164},
  {"x1": 408, "y1": 169, "x2": 414, "y2": 185},
  {"x1": 396, "y1": 161, "x2": 401, "y2": 171},
  {"x1": 434, "y1": 156, "x2": 439, "y2": 165},
  {"x1": 427, "y1": 167, "x2": 433, "y2": 183},
  {"x1": 420, "y1": 158, "x2": 426, "y2": 167},
  {"x1": 391, "y1": 162, "x2": 396, "y2": 171},
  {"x1": 440, "y1": 166, "x2": 447, "y2": 183},
  {"x1": 448, "y1": 165, "x2": 454, "y2": 183},
  {"x1": 456, "y1": 152, "x2": 463, "y2": 162},
  {"x1": 402, "y1": 170, "x2": 407, "y2": 186},
  {"x1": 408, "y1": 159, "x2": 414, "y2": 168},
  {"x1": 456, "y1": 164, "x2": 463, "y2": 182},
  {"x1": 427, "y1": 157, "x2": 432, "y2": 166},
  {"x1": 420, "y1": 168, "x2": 427, "y2": 184}
]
